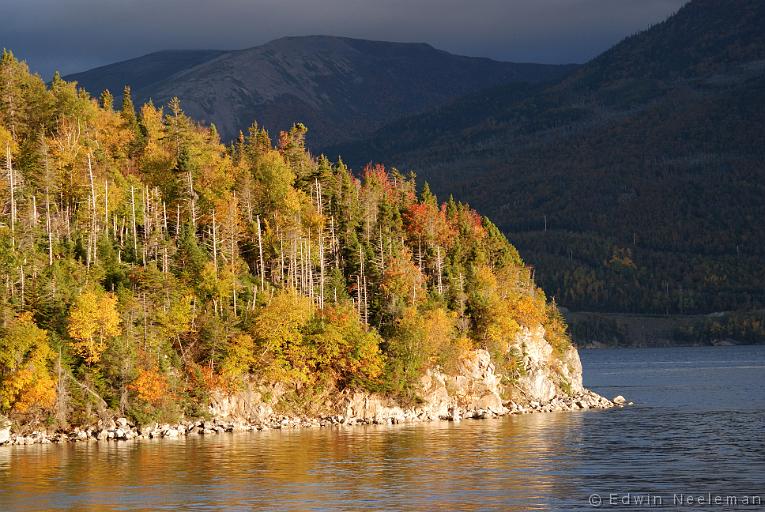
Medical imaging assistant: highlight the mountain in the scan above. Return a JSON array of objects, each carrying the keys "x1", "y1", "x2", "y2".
[
  {"x1": 61, "y1": 50, "x2": 225, "y2": 95},
  {"x1": 325, "y1": 0, "x2": 765, "y2": 316},
  {"x1": 65, "y1": 36, "x2": 576, "y2": 147}
]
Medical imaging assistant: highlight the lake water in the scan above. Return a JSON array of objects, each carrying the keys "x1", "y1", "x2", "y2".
[{"x1": 1, "y1": 345, "x2": 764, "y2": 511}]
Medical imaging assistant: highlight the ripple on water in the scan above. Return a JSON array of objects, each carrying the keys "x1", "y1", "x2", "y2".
[{"x1": 0, "y1": 345, "x2": 764, "y2": 511}]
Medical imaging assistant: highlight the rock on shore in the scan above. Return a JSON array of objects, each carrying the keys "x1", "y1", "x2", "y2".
[{"x1": 0, "y1": 416, "x2": 11, "y2": 445}]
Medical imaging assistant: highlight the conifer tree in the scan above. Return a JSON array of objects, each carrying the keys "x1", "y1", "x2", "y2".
[{"x1": 0, "y1": 54, "x2": 574, "y2": 427}]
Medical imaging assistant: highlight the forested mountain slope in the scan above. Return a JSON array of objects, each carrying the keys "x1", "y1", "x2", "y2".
[
  {"x1": 0, "y1": 51, "x2": 573, "y2": 428},
  {"x1": 325, "y1": 0, "x2": 765, "y2": 315},
  {"x1": 65, "y1": 36, "x2": 576, "y2": 147}
]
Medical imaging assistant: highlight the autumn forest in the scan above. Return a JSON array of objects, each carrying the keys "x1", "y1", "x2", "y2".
[{"x1": 0, "y1": 51, "x2": 570, "y2": 429}]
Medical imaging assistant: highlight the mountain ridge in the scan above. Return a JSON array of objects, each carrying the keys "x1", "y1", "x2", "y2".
[{"x1": 65, "y1": 36, "x2": 576, "y2": 146}]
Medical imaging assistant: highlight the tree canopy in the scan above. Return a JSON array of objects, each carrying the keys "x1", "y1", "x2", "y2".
[{"x1": 0, "y1": 51, "x2": 571, "y2": 426}]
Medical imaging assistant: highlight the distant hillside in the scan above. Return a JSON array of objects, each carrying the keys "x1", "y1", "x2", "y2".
[
  {"x1": 325, "y1": 0, "x2": 765, "y2": 315},
  {"x1": 65, "y1": 36, "x2": 576, "y2": 146},
  {"x1": 64, "y1": 50, "x2": 225, "y2": 94}
]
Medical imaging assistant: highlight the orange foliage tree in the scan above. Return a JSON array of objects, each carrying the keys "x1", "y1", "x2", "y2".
[{"x1": 128, "y1": 368, "x2": 170, "y2": 407}]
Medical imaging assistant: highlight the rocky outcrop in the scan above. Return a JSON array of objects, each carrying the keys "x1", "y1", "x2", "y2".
[
  {"x1": 0, "y1": 328, "x2": 620, "y2": 446},
  {"x1": 210, "y1": 325, "x2": 612, "y2": 427},
  {"x1": 208, "y1": 387, "x2": 277, "y2": 426},
  {"x1": 513, "y1": 326, "x2": 584, "y2": 402},
  {"x1": 335, "y1": 350, "x2": 504, "y2": 426}
]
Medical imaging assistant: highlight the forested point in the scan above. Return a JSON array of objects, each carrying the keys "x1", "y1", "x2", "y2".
[{"x1": 0, "y1": 50, "x2": 570, "y2": 428}]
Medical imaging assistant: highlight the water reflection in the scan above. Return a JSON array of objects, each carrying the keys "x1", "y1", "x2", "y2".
[
  {"x1": 2, "y1": 346, "x2": 764, "y2": 511},
  {"x1": 1, "y1": 413, "x2": 593, "y2": 511}
]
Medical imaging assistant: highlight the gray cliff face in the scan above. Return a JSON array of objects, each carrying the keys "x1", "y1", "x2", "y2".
[{"x1": 209, "y1": 327, "x2": 608, "y2": 426}]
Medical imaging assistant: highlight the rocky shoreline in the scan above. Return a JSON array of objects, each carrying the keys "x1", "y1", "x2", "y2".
[
  {"x1": 0, "y1": 390, "x2": 624, "y2": 447},
  {"x1": 1, "y1": 326, "x2": 630, "y2": 448}
]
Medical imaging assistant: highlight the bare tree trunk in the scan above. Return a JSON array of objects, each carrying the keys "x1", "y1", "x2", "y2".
[
  {"x1": 187, "y1": 171, "x2": 196, "y2": 231},
  {"x1": 319, "y1": 229, "x2": 325, "y2": 309},
  {"x1": 131, "y1": 186, "x2": 138, "y2": 258},
  {"x1": 436, "y1": 245, "x2": 443, "y2": 295},
  {"x1": 19, "y1": 265, "x2": 24, "y2": 307},
  {"x1": 363, "y1": 275, "x2": 368, "y2": 325},
  {"x1": 104, "y1": 179, "x2": 109, "y2": 234},
  {"x1": 7, "y1": 143, "x2": 15, "y2": 249},
  {"x1": 86, "y1": 153, "x2": 98, "y2": 267},
  {"x1": 358, "y1": 245, "x2": 365, "y2": 319},
  {"x1": 142, "y1": 186, "x2": 149, "y2": 251},
  {"x1": 229, "y1": 199, "x2": 237, "y2": 316},
  {"x1": 330, "y1": 216, "x2": 339, "y2": 268},
  {"x1": 299, "y1": 239, "x2": 305, "y2": 294},
  {"x1": 56, "y1": 347, "x2": 68, "y2": 427},
  {"x1": 279, "y1": 229, "x2": 285, "y2": 285},
  {"x1": 307, "y1": 229, "x2": 314, "y2": 300},
  {"x1": 46, "y1": 190, "x2": 53, "y2": 265},
  {"x1": 256, "y1": 214, "x2": 265, "y2": 289},
  {"x1": 291, "y1": 236, "x2": 297, "y2": 290},
  {"x1": 31, "y1": 195, "x2": 37, "y2": 226},
  {"x1": 314, "y1": 178, "x2": 323, "y2": 215},
  {"x1": 356, "y1": 275, "x2": 362, "y2": 316},
  {"x1": 417, "y1": 236, "x2": 423, "y2": 269},
  {"x1": 163, "y1": 201, "x2": 168, "y2": 235},
  {"x1": 378, "y1": 228, "x2": 385, "y2": 272},
  {"x1": 211, "y1": 208, "x2": 218, "y2": 272}
]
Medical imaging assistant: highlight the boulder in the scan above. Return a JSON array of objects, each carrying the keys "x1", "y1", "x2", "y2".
[
  {"x1": 612, "y1": 395, "x2": 626, "y2": 405},
  {"x1": 0, "y1": 417, "x2": 10, "y2": 445}
]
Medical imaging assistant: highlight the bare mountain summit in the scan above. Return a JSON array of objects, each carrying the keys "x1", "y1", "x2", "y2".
[{"x1": 65, "y1": 36, "x2": 576, "y2": 146}]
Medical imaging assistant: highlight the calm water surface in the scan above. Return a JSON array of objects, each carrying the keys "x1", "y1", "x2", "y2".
[{"x1": 1, "y1": 345, "x2": 764, "y2": 511}]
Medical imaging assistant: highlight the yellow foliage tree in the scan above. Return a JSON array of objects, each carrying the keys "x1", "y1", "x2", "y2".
[
  {"x1": 68, "y1": 289, "x2": 122, "y2": 364},
  {"x1": 309, "y1": 304, "x2": 384, "y2": 386},
  {"x1": 221, "y1": 333, "x2": 256, "y2": 380},
  {"x1": 0, "y1": 313, "x2": 57, "y2": 415},
  {"x1": 543, "y1": 302, "x2": 573, "y2": 356},
  {"x1": 469, "y1": 264, "x2": 522, "y2": 354},
  {"x1": 156, "y1": 293, "x2": 195, "y2": 349},
  {"x1": 508, "y1": 293, "x2": 548, "y2": 329},
  {"x1": 251, "y1": 289, "x2": 314, "y2": 383},
  {"x1": 422, "y1": 308, "x2": 455, "y2": 360}
]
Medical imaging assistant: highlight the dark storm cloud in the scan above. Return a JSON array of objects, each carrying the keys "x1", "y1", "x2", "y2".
[{"x1": 2, "y1": 0, "x2": 688, "y2": 78}]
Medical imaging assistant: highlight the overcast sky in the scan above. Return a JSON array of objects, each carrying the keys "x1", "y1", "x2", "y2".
[{"x1": 3, "y1": 0, "x2": 688, "y2": 79}]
